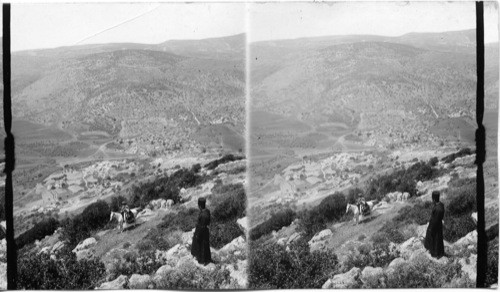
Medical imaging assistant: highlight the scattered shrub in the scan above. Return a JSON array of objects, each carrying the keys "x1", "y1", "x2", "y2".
[
  {"x1": 386, "y1": 257, "x2": 463, "y2": 288},
  {"x1": 486, "y1": 237, "x2": 499, "y2": 287},
  {"x1": 159, "y1": 208, "x2": 199, "y2": 232},
  {"x1": 298, "y1": 192, "x2": 347, "y2": 237},
  {"x1": 340, "y1": 241, "x2": 398, "y2": 272},
  {"x1": 108, "y1": 250, "x2": 164, "y2": 280},
  {"x1": 250, "y1": 208, "x2": 296, "y2": 241},
  {"x1": 443, "y1": 214, "x2": 476, "y2": 243},
  {"x1": 16, "y1": 217, "x2": 60, "y2": 250},
  {"x1": 212, "y1": 184, "x2": 246, "y2": 222},
  {"x1": 441, "y1": 148, "x2": 474, "y2": 164},
  {"x1": 136, "y1": 228, "x2": 182, "y2": 253},
  {"x1": 129, "y1": 168, "x2": 209, "y2": 208},
  {"x1": 204, "y1": 154, "x2": 244, "y2": 170},
  {"x1": 248, "y1": 239, "x2": 338, "y2": 288},
  {"x1": 155, "y1": 258, "x2": 231, "y2": 289},
  {"x1": 18, "y1": 248, "x2": 105, "y2": 289},
  {"x1": 59, "y1": 200, "x2": 110, "y2": 247},
  {"x1": 444, "y1": 178, "x2": 476, "y2": 217},
  {"x1": 210, "y1": 220, "x2": 244, "y2": 249},
  {"x1": 191, "y1": 163, "x2": 201, "y2": 173}
]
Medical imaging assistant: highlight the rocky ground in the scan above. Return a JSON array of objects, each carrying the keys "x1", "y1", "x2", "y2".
[
  {"x1": 251, "y1": 149, "x2": 491, "y2": 288},
  {"x1": 18, "y1": 155, "x2": 248, "y2": 289}
]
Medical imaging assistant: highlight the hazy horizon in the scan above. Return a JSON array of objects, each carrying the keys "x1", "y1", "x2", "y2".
[
  {"x1": 249, "y1": 2, "x2": 499, "y2": 44},
  {"x1": 7, "y1": 3, "x2": 246, "y2": 52}
]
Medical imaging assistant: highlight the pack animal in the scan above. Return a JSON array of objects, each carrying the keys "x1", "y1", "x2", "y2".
[
  {"x1": 109, "y1": 208, "x2": 140, "y2": 232},
  {"x1": 345, "y1": 200, "x2": 377, "y2": 225}
]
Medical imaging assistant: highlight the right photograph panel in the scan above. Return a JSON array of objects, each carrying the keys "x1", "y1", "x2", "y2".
[{"x1": 247, "y1": 1, "x2": 499, "y2": 289}]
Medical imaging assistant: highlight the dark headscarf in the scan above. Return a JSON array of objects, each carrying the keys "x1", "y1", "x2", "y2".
[
  {"x1": 432, "y1": 191, "x2": 440, "y2": 202},
  {"x1": 198, "y1": 197, "x2": 206, "y2": 209}
]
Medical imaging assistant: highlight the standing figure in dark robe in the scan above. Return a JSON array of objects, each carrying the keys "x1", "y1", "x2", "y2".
[
  {"x1": 424, "y1": 191, "x2": 445, "y2": 258},
  {"x1": 191, "y1": 197, "x2": 212, "y2": 265}
]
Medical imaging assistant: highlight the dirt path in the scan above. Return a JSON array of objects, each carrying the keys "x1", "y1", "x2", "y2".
[{"x1": 325, "y1": 201, "x2": 410, "y2": 251}]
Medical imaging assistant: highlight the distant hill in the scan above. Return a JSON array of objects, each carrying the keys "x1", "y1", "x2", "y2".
[
  {"x1": 10, "y1": 34, "x2": 246, "y2": 153},
  {"x1": 250, "y1": 29, "x2": 498, "y2": 148}
]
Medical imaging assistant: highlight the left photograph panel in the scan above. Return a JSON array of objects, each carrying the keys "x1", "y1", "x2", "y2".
[{"x1": 10, "y1": 3, "x2": 247, "y2": 289}]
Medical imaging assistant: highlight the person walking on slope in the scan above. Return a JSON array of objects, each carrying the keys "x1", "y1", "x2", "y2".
[
  {"x1": 191, "y1": 197, "x2": 212, "y2": 265},
  {"x1": 424, "y1": 191, "x2": 445, "y2": 258}
]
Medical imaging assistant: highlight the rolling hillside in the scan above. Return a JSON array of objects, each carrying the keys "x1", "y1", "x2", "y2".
[
  {"x1": 9, "y1": 34, "x2": 246, "y2": 157},
  {"x1": 250, "y1": 30, "x2": 498, "y2": 157}
]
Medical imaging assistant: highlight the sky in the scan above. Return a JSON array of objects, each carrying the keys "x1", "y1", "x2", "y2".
[
  {"x1": 0, "y1": 1, "x2": 498, "y2": 51},
  {"x1": 249, "y1": 1, "x2": 499, "y2": 43},
  {"x1": 8, "y1": 3, "x2": 246, "y2": 52}
]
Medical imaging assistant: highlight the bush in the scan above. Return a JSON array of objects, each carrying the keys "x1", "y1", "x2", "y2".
[
  {"x1": 248, "y1": 239, "x2": 338, "y2": 288},
  {"x1": 445, "y1": 178, "x2": 476, "y2": 216},
  {"x1": 486, "y1": 237, "x2": 499, "y2": 287},
  {"x1": 340, "y1": 241, "x2": 398, "y2": 272},
  {"x1": 191, "y1": 163, "x2": 201, "y2": 173},
  {"x1": 59, "y1": 200, "x2": 110, "y2": 247},
  {"x1": 298, "y1": 192, "x2": 347, "y2": 237},
  {"x1": 375, "y1": 201, "x2": 432, "y2": 244},
  {"x1": 204, "y1": 154, "x2": 244, "y2": 170},
  {"x1": 250, "y1": 208, "x2": 296, "y2": 241},
  {"x1": 136, "y1": 228, "x2": 182, "y2": 253},
  {"x1": 210, "y1": 220, "x2": 244, "y2": 249},
  {"x1": 155, "y1": 258, "x2": 231, "y2": 289},
  {"x1": 108, "y1": 250, "x2": 164, "y2": 280},
  {"x1": 18, "y1": 248, "x2": 105, "y2": 289},
  {"x1": 441, "y1": 148, "x2": 474, "y2": 164},
  {"x1": 386, "y1": 257, "x2": 463, "y2": 288},
  {"x1": 429, "y1": 157, "x2": 439, "y2": 167},
  {"x1": 443, "y1": 214, "x2": 476, "y2": 243},
  {"x1": 212, "y1": 184, "x2": 246, "y2": 222},
  {"x1": 159, "y1": 208, "x2": 199, "y2": 232},
  {"x1": 16, "y1": 217, "x2": 60, "y2": 250},
  {"x1": 129, "y1": 167, "x2": 209, "y2": 208}
]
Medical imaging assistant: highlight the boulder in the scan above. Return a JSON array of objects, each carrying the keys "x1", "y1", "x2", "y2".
[
  {"x1": 0, "y1": 239, "x2": 6, "y2": 261},
  {"x1": 360, "y1": 266, "x2": 384, "y2": 288},
  {"x1": 308, "y1": 229, "x2": 333, "y2": 250},
  {"x1": 322, "y1": 267, "x2": 361, "y2": 289},
  {"x1": 75, "y1": 249, "x2": 94, "y2": 261},
  {"x1": 0, "y1": 263, "x2": 6, "y2": 290},
  {"x1": 155, "y1": 264, "x2": 174, "y2": 278},
  {"x1": 181, "y1": 229, "x2": 195, "y2": 245},
  {"x1": 471, "y1": 212, "x2": 478, "y2": 224},
  {"x1": 139, "y1": 208, "x2": 155, "y2": 218},
  {"x1": 453, "y1": 230, "x2": 477, "y2": 249},
  {"x1": 398, "y1": 237, "x2": 425, "y2": 260},
  {"x1": 287, "y1": 232, "x2": 301, "y2": 245},
  {"x1": 459, "y1": 253, "x2": 477, "y2": 281},
  {"x1": 51, "y1": 241, "x2": 65, "y2": 254},
  {"x1": 219, "y1": 236, "x2": 245, "y2": 255},
  {"x1": 39, "y1": 246, "x2": 51, "y2": 254},
  {"x1": 97, "y1": 275, "x2": 128, "y2": 289},
  {"x1": 236, "y1": 217, "x2": 248, "y2": 233},
  {"x1": 128, "y1": 274, "x2": 152, "y2": 289},
  {"x1": 165, "y1": 244, "x2": 191, "y2": 265},
  {"x1": 388, "y1": 257, "x2": 406, "y2": 270},
  {"x1": 227, "y1": 260, "x2": 247, "y2": 288},
  {"x1": 277, "y1": 237, "x2": 287, "y2": 246},
  {"x1": 72, "y1": 237, "x2": 96, "y2": 253},
  {"x1": 416, "y1": 224, "x2": 428, "y2": 239}
]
